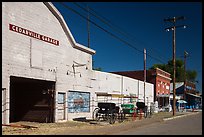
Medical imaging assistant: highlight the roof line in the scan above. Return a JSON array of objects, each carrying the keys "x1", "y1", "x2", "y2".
[
  {"x1": 156, "y1": 67, "x2": 171, "y2": 75},
  {"x1": 44, "y1": 2, "x2": 96, "y2": 55}
]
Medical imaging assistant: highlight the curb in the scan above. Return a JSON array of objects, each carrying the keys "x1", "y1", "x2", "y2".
[{"x1": 163, "y1": 112, "x2": 200, "y2": 121}]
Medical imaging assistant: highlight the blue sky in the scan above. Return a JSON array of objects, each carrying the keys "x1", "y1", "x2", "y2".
[{"x1": 52, "y1": 2, "x2": 202, "y2": 93}]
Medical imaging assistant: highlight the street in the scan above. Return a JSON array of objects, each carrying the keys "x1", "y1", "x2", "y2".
[
  {"x1": 3, "y1": 111, "x2": 202, "y2": 135},
  {"x1": 114, "y1": 112, "x2": 202, "y2": 135}
]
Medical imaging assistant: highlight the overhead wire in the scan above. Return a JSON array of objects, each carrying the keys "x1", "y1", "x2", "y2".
[
  {"x1": 73, "y1": 2, "x2": 134, "y2": 42},
  {"x1": 58, "y1": 2, "x2": 167, "y2": 64},
  {"x1": 78, "y1": 2, "x2": 167, "y2": 60},
  {"x1": 74, "y1": 2, "x2": 170, "y2": 63}
]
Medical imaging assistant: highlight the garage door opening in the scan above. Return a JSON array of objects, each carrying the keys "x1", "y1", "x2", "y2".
[{"x1": 10, "y1": 76, "x2": 55, "y2": 123}]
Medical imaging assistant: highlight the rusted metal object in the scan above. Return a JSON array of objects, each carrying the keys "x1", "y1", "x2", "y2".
[
  {"x1": 139, "y1": 109, "x2": 143, "y2": 120},
  {"x1": 132, "y1": 108, "x2": 137, "y2": 121}
]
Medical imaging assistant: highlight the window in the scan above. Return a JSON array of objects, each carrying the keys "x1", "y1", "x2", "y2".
[{"x1": 58, "y1": 93, "x2": 65, "y2": 104}]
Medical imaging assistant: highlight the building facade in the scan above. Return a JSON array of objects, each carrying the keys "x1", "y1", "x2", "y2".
[
  {"x1": 2, "y1": 2, "x2": 154, "y2": 124},
  {"x1": 170, "y1": 81, "x2": 202, "y2": 109},
  {"x1": 112, "y1": 68, "x2": 171, "y2": 108}
]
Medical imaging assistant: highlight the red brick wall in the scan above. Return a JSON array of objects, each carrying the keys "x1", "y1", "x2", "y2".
[
  {"x1": 111, "y1": 68, "x2": 171, "y2": 101},
  {"x1": 156, "y1": 75, "x2": 170, "y2": 96}
]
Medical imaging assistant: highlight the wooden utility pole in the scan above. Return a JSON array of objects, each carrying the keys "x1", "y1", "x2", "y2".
[
  {"x1": 172, "y1": 23, "x2": 176, "y2": 116},
  {"x1": 87, "y1": 5, "x2": 90, "y2": 48},
  {"x1": 144, "y1": 48, "x2": 146, "y2": 104},
  {"x1": 164, "y1": 16, "x2": 186, "y2": 116}
]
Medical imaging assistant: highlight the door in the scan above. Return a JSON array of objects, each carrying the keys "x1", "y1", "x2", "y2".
[
  {"x1": 9, "y1": 76, "x2": 55, "y2": 123},
  {"x1": 2, "y1": 88, "x2": 6, "y2": 124},
  {"x1": 57, "y1": 92, "x2": 66, "y2": 120}
]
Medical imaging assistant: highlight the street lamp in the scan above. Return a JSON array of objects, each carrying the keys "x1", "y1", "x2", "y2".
[{"x1": 164, "y1": 16, "x2": 186, "y2": 116}]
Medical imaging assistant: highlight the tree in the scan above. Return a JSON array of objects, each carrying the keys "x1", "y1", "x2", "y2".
[
  {"x1": 92, "y1": 60, "x2": 102, "y2": 71},
  {"x1": 93, "y1": 67, "x2": 102, "y2": 71},
  {"x1": 149, "y1": 59, "x2": 197, "y2": 83},
  {"x1": 186, "y1": 70, "x2": 197, "y2": 82}
]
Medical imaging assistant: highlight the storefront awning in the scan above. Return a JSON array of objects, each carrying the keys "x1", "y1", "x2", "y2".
[
  {"x1": 157, "y1": 94, "x2": 170, "y2": 97},
  {"x1": 95, "y1": 92, "x2": 138, "y2": 98},
  {"x1": 186, "y1": 92, "x2": 202, "y2": 98}
]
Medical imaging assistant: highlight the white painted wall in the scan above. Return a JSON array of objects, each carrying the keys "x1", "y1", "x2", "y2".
[
  {"x1": 91, "y1": 71, "x2": 154, "y2": 107},
  {"x1": 2, "y1": 2, "x2": 154, "y2": 123},
  {"x1": 2, "y1": 2, "x2": 95, "y2": 123}
]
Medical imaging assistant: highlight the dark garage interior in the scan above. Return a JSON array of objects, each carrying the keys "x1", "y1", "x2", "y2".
[{"x1": 10, "y1": 76, "x2": 55, "y2": 123}]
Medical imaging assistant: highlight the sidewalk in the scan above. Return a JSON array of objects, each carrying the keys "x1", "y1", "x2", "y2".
[
  {"x1": 162, "y1": 110, "x2": 201, "y2": 121},
  {"x1": 2, "y1": 111, "x2": 201, "y2": 135}
]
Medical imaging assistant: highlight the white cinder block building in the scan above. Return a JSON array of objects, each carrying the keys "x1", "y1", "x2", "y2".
[{"x1": 2, "y1": 2, "x2": 154, "y2": 124}]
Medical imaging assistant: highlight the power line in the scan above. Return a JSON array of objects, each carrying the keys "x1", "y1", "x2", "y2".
[
  {"x1": 71, "y1": 2, "x2": 168, "y2": 64},
  {"x1": 58, "y1": 2, "x2": 167, "y2": 64},
  {"x1": 60, "y1": 3, "x2": 144, "y2": 52},
  {"x1": 77, "y1": 2, "x2": 171, "y2": 62},
  {"x1": 147, "y1": 48, "x2": 170, "y2": 62},
  {"x1": 73, "y1": 2, "x2": 134, "y2": 41},
  {"x1": 74, "y1": 2, "x2": 170, "y2": 63}
]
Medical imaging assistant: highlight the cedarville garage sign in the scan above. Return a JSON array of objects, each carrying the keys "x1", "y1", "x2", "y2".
[{"x1": 9, "y1": 24, "x2": 59, "y2": 46}]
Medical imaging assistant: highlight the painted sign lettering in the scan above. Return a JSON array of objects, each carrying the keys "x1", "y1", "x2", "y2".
[{"x1": 9, "y1": 24, "x2": 59, "y2": 46}]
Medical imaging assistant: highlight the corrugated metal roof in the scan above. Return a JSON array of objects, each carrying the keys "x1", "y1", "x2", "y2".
[{"x1": 170, "y1": 82, "x2": 184, "y2": 93}]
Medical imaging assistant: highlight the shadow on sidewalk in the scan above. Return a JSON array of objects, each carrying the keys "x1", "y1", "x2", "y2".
[{"x1": 72, "y1": 117, "x2": 95, "y2": 123}]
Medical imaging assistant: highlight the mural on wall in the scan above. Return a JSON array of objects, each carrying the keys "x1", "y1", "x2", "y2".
[{"x1": 68, "y1": 91, "x2": 90, "y2": 113}]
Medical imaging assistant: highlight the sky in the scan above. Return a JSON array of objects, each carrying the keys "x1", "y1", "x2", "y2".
[{"x1": 52, "y1": 2, "x2": 202, "y2": 93}]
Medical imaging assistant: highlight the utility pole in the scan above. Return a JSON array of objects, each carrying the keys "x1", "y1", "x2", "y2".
[
  {"x1": 164, "y1": 16, "x2": 186, "y2": 116},
  {"x1": 184, "y1": 51, "x2": 189, "y2": 101},
  {"x1": 172, "y1": 23, "x2": 176, "y2": 116},
  {"x1": 87, "y1": 5, "x2": 90, "y2": 48},
  {"x1": 144, "y1": 48, "x2": 146, "y2": 105}
]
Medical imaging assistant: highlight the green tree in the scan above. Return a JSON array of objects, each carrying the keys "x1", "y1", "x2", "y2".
[
  {"x1": 92, "y1": 60, "x2": 102, "y2": 71},
  {"x1": 93, "y1": 67, "x2": 102, "y2": 71},
  {"x1": 186, "y1": 70, "x2": 197, "y2": 82},
  {"x1": 149, "y1": 59, "x2": 197, "y2": 83}
]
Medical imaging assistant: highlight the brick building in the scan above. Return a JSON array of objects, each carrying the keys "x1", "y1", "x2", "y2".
[{"x1": 112, "y1": 68, "x2": 171, "y2": 108}]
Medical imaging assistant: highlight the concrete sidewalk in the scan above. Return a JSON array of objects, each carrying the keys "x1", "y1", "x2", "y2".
[{"x1": 163, "y1": 111, "x2": 201, "y2": 121}]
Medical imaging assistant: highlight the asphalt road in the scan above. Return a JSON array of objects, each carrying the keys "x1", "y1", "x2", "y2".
[
  {"x1": 114, "y1": 112, "x2": 202, "y2": 135},
  {"x1": 3, "y1": 111, "x2": 202, "y2": 135}
]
